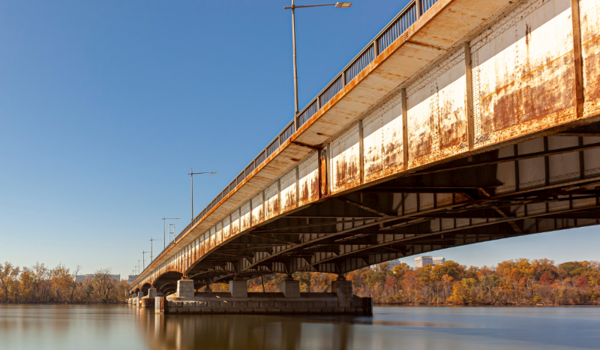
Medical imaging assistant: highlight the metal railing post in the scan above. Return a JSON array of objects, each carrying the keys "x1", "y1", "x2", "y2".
[{"x1": 416, "y1": 0, "x2": 423, "y2": 18}]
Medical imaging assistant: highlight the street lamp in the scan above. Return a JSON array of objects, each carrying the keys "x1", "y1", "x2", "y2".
[
  {"x1": 188, "y1": 168, "x2": 216, "y2": 221},
  {"x1": 142, "y1": 251, "x2": 149, "y2": 270},
  {"x1": 162, "y1": 216, "x2": 179, "y2": 248},
  {"x1": 150, "y1": 238, "x2": 163, "y2": 262},
  {"x1": 284, "y1": 1, "x2": 352, "y2": 121}
]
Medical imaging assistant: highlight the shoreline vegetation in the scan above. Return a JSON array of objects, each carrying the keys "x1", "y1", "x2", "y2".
[
  {"x1": 0, "y1": 263, "x2": 128, "y2": 304},
  {"x1": 2, "y1": 259, "x2": 599, "y2": 306},
  {"x1": 245, "y1": 259, "x2": 600, "y2": 306}
]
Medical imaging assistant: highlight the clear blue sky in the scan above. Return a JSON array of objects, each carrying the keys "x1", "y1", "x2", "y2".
[{"x1": 0, "y1": 0, "x2": 597, "y2": 278}]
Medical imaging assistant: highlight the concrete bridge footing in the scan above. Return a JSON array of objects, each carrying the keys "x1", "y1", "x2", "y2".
[{"x1": 151, "y1": 278, "x2": 372, "y2": 316}]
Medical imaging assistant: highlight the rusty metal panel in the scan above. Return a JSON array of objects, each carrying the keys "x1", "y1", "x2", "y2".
[
  {"x1": 231, "y1": 209, "x2": 240, "y2": 236},
  {"x1": 200, "y1": 233, "x2": 206, "y2": 257},
  {"x1": 407, "y1": 48, "x2": 468, "y2": 168},
  {"x1": 581, "y1": 0, "x2": 600, "y2": 117},
  {"x1": 517, "y1": 138, "x2": 546, "y2": 189},
  {"x1": 330, "y1": 123, "x2": 361, "y2": 193},
  {"x1": 472, "y1": 0, "x2": 577, "y2": 149},
  {"x1": 215, "y1": 222, "x2": 222, "y2": 246},
  {"x1": 209, "y1": 226, "x2": 215, "y2": 251},
  {"x1": 240, "y1": 202, "x2": 251, "y2": 231},
  {"x1": 548, "y1": 136, "x2": 580, "y2": 183},
  {"x1": 280, "y1": 170, "x2": 297, "y2": 213},
  {"x1": 583, "y1": 136, "x2": 600, "y2": 176},
  {"x1": 265, "y1": 182, "x2": 279, "y2": 220},
  {"x1": 495, "y1": 146, "x2": 518, "y2": 194},
  {"x1": 298, "y1": 152, "x2": 319, "y2": 206},
  {"x1": 251, "y1": 193, "x2": 264, "y2": 225},
  {"x1": 222, "y1": 216, "x2": 231, "y2": 241},
  {"x1": 363, "y1": 97, "x2": 404, "y2": 183}
]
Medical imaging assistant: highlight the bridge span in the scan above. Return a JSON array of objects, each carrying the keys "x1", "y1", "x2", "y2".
[{"x1": 130, "y1": 0, "x2": 600, "y2": 306}]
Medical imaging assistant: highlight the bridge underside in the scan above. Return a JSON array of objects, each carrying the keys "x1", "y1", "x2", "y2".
[{"x1": 182, "y1": 122, "x2": 600, "y2": 289}]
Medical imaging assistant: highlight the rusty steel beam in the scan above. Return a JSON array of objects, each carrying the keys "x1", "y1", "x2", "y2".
[{"x1": 306, "y1": 201, "x2": 600, "y2": 268}]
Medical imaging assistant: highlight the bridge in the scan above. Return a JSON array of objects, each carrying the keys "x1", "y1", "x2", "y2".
[{"x1": 129, "y1": 0, "x2": 600, "y2": 312}]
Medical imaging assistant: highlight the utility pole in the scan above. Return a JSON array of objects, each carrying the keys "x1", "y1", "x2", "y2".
[
  {"x1": 162, "y1": 216, "x2": 179, "y2": 249},
  {"x1": 188, "y1": 168, "x2": 217, "y2": 221},
  {"x1": 150, "y1": 238, "x2": 163, "y2": 262}
]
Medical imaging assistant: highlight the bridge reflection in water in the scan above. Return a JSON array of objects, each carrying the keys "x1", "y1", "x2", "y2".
[{"x1": 135, "y1": 308, "x2": 360, "y2": 350}]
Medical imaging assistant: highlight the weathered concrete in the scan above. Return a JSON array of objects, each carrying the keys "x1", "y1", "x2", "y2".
[
  {"x1": 160, "y1": 293, "x2": 370, "y2": 315},
  {"x1": 228, "y1": 279, "x2": 248, "y2": 298},
  {"x1": 176, "y1": 280, "x2": 195, "y2": 299},
  {"x1": 157, "y1": 279, "x2": 371, "y2": 315},
  {"x1": 280, "y1": 279, "x2": 301, "y2": 298}
]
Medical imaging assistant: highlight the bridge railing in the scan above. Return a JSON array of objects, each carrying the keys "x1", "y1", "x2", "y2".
[{"x1": 145, "y1": 0, "x2": 437, "y2": 271}]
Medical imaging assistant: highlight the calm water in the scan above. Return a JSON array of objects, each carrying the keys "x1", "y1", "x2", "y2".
[{"x1": 0, "y1": 305, "x2": 598, "y2": 350}]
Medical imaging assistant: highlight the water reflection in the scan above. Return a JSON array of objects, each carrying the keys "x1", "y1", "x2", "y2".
[
  {"x1": 133, "y1": 306, "x2": 600, "y2": 350},
  {"x1": 0, "y1": 305, "x2": 598, "y2": 350},
  {"x1": 135, "y1": 308, "x2": 362, "y2": 350}
]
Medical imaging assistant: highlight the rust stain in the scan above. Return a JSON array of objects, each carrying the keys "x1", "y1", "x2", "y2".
[
  {"x1": 252, "y1": 208, "x2": 263, "y2": 225},
  {"x1": 282, "y1": 190, "x2": 296, "y2": 213},
  {"x1": 439, "y1": 101, "x2": 467, "y2": 149},
  {"x1": 242, "y1": 215, "x2": 250, "y2": 230},
  {"x1": 334, "y1": 156, "x2": 360, "y2": 192},
  {"x1": 319, "y1": 150, "x2": 328, "y2": 197},
  {"x1": 299, "y1": 181, "x2": 309, "y2": 205},
  {"x1": 409, "y1": 116, "x2": 432, "y2": 159},
  {"x1": 268, "y1": 198, "x2": 279, "y2": 218},
  {"x1": 481, "y1": 53, "x2": 576, "y2": 133},
  {"x1": 583, "y1": 35, "x2": 600, "y2": 114}
]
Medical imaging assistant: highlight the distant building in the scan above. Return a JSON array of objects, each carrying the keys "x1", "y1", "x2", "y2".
[
  {"x1": 128, "y1": 275, "x2": 139, "y2": 283},
  {"x1": 433, "y1": 257, "x2": 446, "y2": 266},
  {"x1": 415, "y1": 256, "x2": 433, "y2": 268},
  {"x1": 74, "y1": 274, "x2": 120, "y2": 283},
  {"x1": 415, "y1": 256, "x2": 446, "y2": 268}
]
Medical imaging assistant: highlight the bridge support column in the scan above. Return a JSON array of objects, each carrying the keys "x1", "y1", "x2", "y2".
[
  {"x1": 155, "y1": 296, "x2": 168, "y2": 314},
  {"x1": 148, "y1": 288, "x2": 157, "y2": 299},
  {"x1": 229, "y1": 278, "x2": 248, "y2": 298},
  {"x1": 136, "y1": 292, "x2": 144, "y2": 307},
  {"x1": 332, "y1": 276, "x2": 353, "y2": 308},
  {"x1": 280, "y1": 276, "x2": 300, "y2": 298},
  {"x1": 176, "y1": 279, "x2": 195, "y2": 299}
]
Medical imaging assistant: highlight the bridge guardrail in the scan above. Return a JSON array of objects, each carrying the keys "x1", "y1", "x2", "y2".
[{"x1": 145, "y1": 0, "x2": 437, "y2": 272}]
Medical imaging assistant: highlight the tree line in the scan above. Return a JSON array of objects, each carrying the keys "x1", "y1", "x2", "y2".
[
  {"x1": 246, "y1": 259, "x2": 600, "y2": 305},
  {"x1": 0, "y1": 262, "x2": 129, "y2": 304},
  {"x1": 3, "y1": 259, "x2": 599, "y2": 305}
]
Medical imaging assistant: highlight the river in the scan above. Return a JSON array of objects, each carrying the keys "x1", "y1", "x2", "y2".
[{"x1": 0, "y1": 305, "x2": 598, "y2": 349}]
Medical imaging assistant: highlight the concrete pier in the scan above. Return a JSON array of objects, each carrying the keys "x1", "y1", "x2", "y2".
[{"x1": 155, "y1": 279, "x2": 372, "y2": 315}]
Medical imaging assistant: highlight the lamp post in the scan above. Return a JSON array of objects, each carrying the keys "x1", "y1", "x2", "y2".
[
  {"x1": 150, "y1": 238, "x2": 163, "y2": 262},
  {"x1": 284, "y1": 2, "x2": 352, "y2": 124},
  {"x1": 142, "y1": 251, "x2": 149, "y2": 270},
  {"x1": 162, "y1": 216, "x2": 179, "y2": 248},
  {"x1": 188, "y1": 168, "x2": 217, "y2": 221}
]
